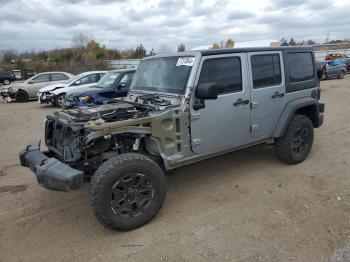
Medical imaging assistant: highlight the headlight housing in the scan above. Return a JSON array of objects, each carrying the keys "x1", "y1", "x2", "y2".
[
  {"x1": 8, "y1": 87, "x2": 16, "y2": 94},
  {"x1": 79, "y1": 96, "x2": 91, "y2": 102}
]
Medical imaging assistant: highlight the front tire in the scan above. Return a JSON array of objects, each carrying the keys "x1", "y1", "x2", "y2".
[
  {"x1": 54, "y1": 93, "x2": 65, "y2": 108},
  {"x1": 274, "y1": 114, "x2": 314, "y2": 164},
  {"x1": 3, "y1": 79, "x2": 10, "y2": 85},
  {"x1": 15, "y1": 90, "x2": 29, "y2": 102},
  {"x1": 89, "y1": 153, "x2": 166, "y2": 231}
]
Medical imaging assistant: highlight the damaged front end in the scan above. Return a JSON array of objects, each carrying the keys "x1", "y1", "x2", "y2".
[
  {"x1": 1, "y1": 86, "x2": 17, "y2": 102},
  {"x1": 20, "y1": 100, "x2": 154, "y2": 191}
]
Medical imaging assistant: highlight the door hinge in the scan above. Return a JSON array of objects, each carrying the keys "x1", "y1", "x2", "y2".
[
  {"x1": 192, "y1": 138, "x2": 202, "y2": 146},
  {"x1": 251, "y1": 124, "x2": 259, "y2": 133},
  {"x1": 190, "y1": 112, "x2": 201, "y2": 121}
]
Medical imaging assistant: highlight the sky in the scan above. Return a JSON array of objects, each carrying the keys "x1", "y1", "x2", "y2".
[{"x1": 0, "y1": 0, "x2": 350, "y2": 52}]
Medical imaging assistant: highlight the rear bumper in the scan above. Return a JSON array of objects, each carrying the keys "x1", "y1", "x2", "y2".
[
  {"x1": 19, "y1": 140, "x2": 84, "y2": 192},
  {"x1": 317, "y1": 102, "x2": 325, "y2": 128}
]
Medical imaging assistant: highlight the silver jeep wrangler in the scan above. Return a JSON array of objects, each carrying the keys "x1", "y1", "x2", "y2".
[{"x1": 20, "y1": 47, "x2": 324, "y2": 230}]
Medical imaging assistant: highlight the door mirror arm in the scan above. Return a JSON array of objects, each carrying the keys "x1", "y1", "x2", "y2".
[{"x1": 193, "y1": 99, "x2": 205, "y2": 111}]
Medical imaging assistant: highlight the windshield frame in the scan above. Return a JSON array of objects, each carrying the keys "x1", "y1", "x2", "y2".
[{"x1": 130, "y1": 55, "x2": 195, "y2": 95}]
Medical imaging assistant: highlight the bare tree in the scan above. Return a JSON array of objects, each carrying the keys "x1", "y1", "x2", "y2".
[{"x1": 71, "y1": 33, "x2": 93, "y2": 50}]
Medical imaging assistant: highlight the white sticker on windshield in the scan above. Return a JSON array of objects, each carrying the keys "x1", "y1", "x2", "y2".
[{"x1": 176, "y1": 57, "x2": 195, "y2": 67}]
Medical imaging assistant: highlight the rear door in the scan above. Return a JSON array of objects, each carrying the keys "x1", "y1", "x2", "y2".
[
  {"x1": 190, "y1": 53, "x2": 252, "y2": 154},
  {"x1": 249, "y1": 51, "x2": 286, "y2": 138}
]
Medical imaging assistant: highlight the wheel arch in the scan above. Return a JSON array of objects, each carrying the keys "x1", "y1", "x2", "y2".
[
  {"x1": 15, "y1": 89, "x2": 30, "y2": 101},
  {"x1": 273, "y1": 98, "x2": 320, "y2": 138}
]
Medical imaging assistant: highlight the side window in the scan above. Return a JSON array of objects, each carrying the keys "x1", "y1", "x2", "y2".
[
  {"x1": 99, "y1": 73, "x2": 105, "y2": 79},
  {"x1": 251, "y1": 54, "x2": 282, "y2": 88},
  {"x1": 78, "y1": 75, "x2": 91, "y2": 85},
  {"x1": 31, "y1": 74, "x2": 50, "y2": 83},
  {"x1": 89, "y1": 73, "x2": 99, "y2": 83},
  {"x1": 51, "y1": 73, "x2": 69, "y2": 81},
  {"x1": 119, "y1": 72, "x2": 134, "y2": 87},
  {"x1": 198, "y1": 57, "x2": 242, "y2": 94},
  {"x1": 288, "y1": 52, "x2": 314, "y2": 83}
]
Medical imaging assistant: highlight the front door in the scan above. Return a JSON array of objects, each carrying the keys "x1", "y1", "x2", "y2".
[
  {"x1": 249, "y1": 51, "x2": 286, "y2": 138},
  {"x1": 190, "y1": 53, "x2": 251, "y2": 154}
]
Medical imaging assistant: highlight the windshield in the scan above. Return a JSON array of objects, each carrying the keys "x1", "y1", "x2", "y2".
[
  {"x1": 96, "y1": 72, "x2": 120, "y2": 88},
  {"x1": 131, "y1": 56, "x2": 194, "y2": 94}
]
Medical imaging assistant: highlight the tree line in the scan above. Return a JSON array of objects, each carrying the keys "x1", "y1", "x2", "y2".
[{"x1": 0, "y1": 33, "x2": 188, "y2": 74}]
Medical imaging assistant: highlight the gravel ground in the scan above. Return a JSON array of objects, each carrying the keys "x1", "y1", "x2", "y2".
[{"x1": 1, "y1": 77, "x2": 350, "y2": 262}]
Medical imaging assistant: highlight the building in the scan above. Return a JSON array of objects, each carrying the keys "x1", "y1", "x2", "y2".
[{"x1": 105, "y1": 59, "x2": 140, "y2": 70}]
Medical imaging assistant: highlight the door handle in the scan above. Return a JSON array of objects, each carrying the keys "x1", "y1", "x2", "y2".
[
  {"x1": 233, "y1": 98, "x2": 250, "y2": 106},
  {"x1": 271, "y1": 92, "x2": 285, "y2": 98}
]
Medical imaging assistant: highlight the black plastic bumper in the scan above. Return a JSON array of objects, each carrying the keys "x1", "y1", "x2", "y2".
[
  {"x1": 317, "y1": 102, "x2": 325, "y2": 128},
  {"x1": 19, "y1": 140, "x2": 84, "y2": 192}
]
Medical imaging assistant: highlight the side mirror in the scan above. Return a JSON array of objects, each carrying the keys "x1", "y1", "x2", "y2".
[
  {"x1": 75, "y1": 80, "x2": 81, "y2": 85},
  {"x1": 117, "y1": 82, "x2": 126, "y2": 89},
  {"x1": 196, "y1": 82, "x2": 220, "y2": 99}
]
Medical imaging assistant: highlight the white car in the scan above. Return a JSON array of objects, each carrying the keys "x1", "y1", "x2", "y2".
[
  {"x1": 37, "y1": 71, "x2": 106, "y2": 107},
  {"x1": 1, "y1": 71, "x2": 74, "y2": 102}
]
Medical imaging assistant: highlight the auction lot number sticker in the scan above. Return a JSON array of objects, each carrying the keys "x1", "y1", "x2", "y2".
[{"x1": 176, "y1": 57, "x2": 195, "y2": 66}]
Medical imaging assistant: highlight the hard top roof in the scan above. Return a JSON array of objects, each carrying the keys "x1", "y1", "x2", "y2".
[{"x1": 144, "y1": 46, "x2": 314, "y2": 60}]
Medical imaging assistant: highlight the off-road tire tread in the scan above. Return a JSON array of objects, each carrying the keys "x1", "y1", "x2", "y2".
[
  {"x1": 89, "y1": 153, "x2": 166, "y2": 231},
  {"x1": 274, "y1": 114, "x2": 314, "y2": 165}
]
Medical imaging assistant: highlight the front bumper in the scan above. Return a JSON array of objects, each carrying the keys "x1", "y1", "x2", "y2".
[
  {"x1": 19, "y1": 140, "x2": 84, "y2": 192},
  {"x1": 38, "y1": 92, "x2": 54, "y2": 104},
  {"x1": 1, "y1": 90, "x2": 15, "y2": 102}
]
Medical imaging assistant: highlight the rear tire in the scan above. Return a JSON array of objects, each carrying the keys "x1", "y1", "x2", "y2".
[
  {"x1": 89, "y1": 153, "x2": 166, "y2": 231},
  {"x1": 15, "y1": 90, "x2": 29, "y2": 102},
  {"x1": 338, "y1": 70, "x2": 345, "y2": 79},
  {"x1": 3, "y1": 79, "x2": 10, "y2": 85},
  {"x1": 274, "y1": 114, "x2": 314, "y2": 164}
]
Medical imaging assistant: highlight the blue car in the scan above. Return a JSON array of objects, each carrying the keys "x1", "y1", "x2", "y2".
[
  {"x1": 63, "y1": 69, "x2": 135, "y2": 109},
  {"x1": 317, "y1": 59, "x2": 347, "y2": 80}
]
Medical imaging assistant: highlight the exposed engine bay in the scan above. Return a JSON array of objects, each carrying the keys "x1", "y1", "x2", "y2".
[{"x1": 44, "y1": 95, "x2": 178, "y2": 176}]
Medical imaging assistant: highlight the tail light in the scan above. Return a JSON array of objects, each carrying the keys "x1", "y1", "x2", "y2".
[{"x1": 311, "y1": 88, "x2": 321, "y2": 100}]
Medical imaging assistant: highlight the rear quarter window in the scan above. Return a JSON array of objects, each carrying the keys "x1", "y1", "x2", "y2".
[
  {"x1": 286, "y1": 51, "x2": 317, "y2": 93},
  {"x1": 288, "y1": 52, "x2": 314, "y2": 83}
]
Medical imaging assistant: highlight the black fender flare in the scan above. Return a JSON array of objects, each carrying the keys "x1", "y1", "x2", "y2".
[{"x1": 272, "y1": 98, "x2": 320, "y2": 138}]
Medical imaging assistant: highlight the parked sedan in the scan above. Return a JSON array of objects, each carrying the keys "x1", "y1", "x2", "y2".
[
  {"x1": 317, "y1": 60, "x2": 347, "y2": 80},
  {"x1": 325, "y1": 53, "x2": 350, "y2": 72},
  {"x1": 63, "y1": 69, "x2": 135, "y2": 109},
  {"x1": 0, "y1": 71, "x2": 74, "y2": 102},
  {"x1": 38, "y1": 71, "x2": 106, "y2": 107},
  {"x1": 0, "y1": 69, "x2": 16, "y2": 85}
]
